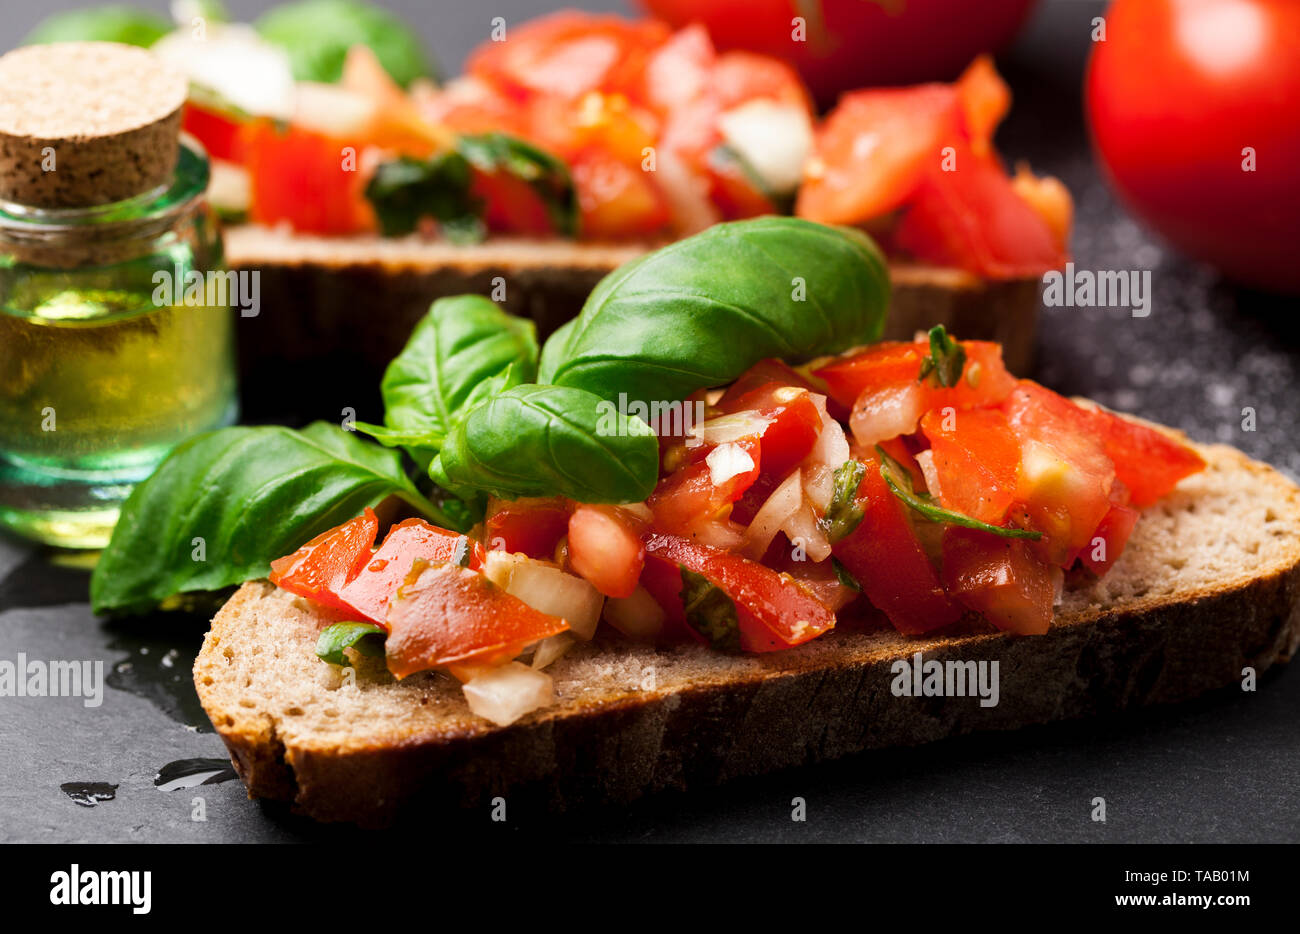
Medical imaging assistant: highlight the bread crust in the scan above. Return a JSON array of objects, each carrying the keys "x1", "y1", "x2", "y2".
[
  {"x1": 194, "y1": 442, "x2": 1300, "y2": 826},
  {"x1": 225, "y1": 226, "x2": 1040, "y2": 377}
]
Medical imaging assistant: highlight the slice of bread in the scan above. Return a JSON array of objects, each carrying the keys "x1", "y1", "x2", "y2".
[
  {"x1": 194, "y1": 440, "x2": 1300, "y2": 826},
  {"x1": 225, "y1": 225, "x2": 1041, "y2": 383}
]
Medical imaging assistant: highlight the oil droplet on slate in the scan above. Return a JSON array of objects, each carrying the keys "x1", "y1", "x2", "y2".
[
  {"x1": 154, "y1": 757, "x2": 238, "y2": 792},
  {"x1": 61, "y1": 782, "x2": 118, "y2": 807}
]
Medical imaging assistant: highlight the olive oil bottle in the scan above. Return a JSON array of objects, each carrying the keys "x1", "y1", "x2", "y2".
[{"x1": 0, "y1": 43, "x2": 238, "y2": 548}]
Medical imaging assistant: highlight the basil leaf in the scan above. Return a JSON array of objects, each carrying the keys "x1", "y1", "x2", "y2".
[
  {"x1": 366, "y1": 296, "x2": 538, "y2": 468},
  {"x1": 538, "y1": 217, "x2": 890, "y2": 405},
  {"x1": 255, "y1": 0, "x2": 435, "y2": 86},
  {"x1": 820, "y1": 459, "x2": 866, "y2": 543},
  {"x1": 918, "y1": 325, "x2": 967, "y2": 388},
  {"x1": 459, "y1": 133, "x2": 579, "y2": 237},
  {"x1": 316, "y1": 622, "x2": 386, "y2": 667},
  {"x1": 679, "y1": 568, "x2": 741, "y2": 653},
  {"x1": 832, "y1": 557, "x2": 861, "y2": 593},
  {"x1": 431, "y1": 384, "x2": 660, "y2": 503},
  {"x1": 364, "y1": 153, "x2": 482, "y2": 240},
  {"x1": 875, "y1": 445, "x2": 1042, "y2": 541},
  {"x1": 25, "y1": 6, "x2": 171, "y2": 47},
  {"x1": 90, "y1": 423, "x2": 457, "y2": 614}
]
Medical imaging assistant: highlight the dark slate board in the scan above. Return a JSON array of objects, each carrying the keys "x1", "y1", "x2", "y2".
[{"x1": 1, "y1": 0, "x2": 1297, "y2": 843}]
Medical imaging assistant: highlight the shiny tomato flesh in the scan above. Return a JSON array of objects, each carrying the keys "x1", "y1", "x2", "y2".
[
  {"x1": 335, "y1": 519, "x2": 484, "y2": 625},
  {"x1": 920, "y1": 407, "x2": 1022, "y2": 525},
  {"x1": 485, "y1": 496, "x2": 572, "y2": 559},
  {"x1": 183, "y1": 102, "x2": 248, "y2": 164},
  {"x1": 956, "y1": 54, "x2": 1010, "y2": 157},
  {"x1": 718, "y1": 381, "x2": 823, "y2": 478},
  {"x1": 1079, "y1": 404, "x2": 1206, "y2": 507},
  {"x1": 942, "y1": 527, "x2": 1056, "y2": 635},
  {"x1": 831, "y1": 457, "x2": 964, "y2": 634},
  {"x1": 242, "y1": 120, "x2": 375, "y2": 235},
  {"x1": 649, "y1": 436, "x2": 760, "y2": 534},
  {"x1": 472, "y1": 168, "x2": 558, "y2": 236},
  {"x1": 642, "y1": 531, "x2": 836, "y2": 651},
  {"x1": 268, "y1": 509, "x2": 379, "y2": 613},
  {"x1": 567, "y1": 504, "x2": 646, "y2": 598},
  {"x1": 385, "y1": 564, "x2": 568, "y2": 677},
  {"x1": 1079, "y1": 500, "x2": 1139, "y2": 577}
]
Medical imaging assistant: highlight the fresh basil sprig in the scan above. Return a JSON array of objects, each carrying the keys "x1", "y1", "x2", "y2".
[
  {"x1": 679, "y1": 568, "x2": 741, "y2": 653},
  {"x1": 431, "y1": 384, "x2": 660, "y2": 503},
  {"x1": 875, "y1": 445, "x2": 1042, "y2": 541},
  {"x1": 90, "y1": 423, "x2": 457, "y2": 615},
  {"x1": 820, "y1": 459, "x2": 866, "y2": 543},
  {"x1": 355, "y1": 295, "x2": 538, "y2": 468},
  {"x1": 316, "y1": 622, "x2": 386, "y2": 666},
  {"x1": 538, "y1": 217, "x2": 890, "y2": 405},
  {"x1": 918, "y1": 325, "x2": 967, "y2": 388},
  {"x1": 459, "y1": 133, "x2": 579, "y2": 237}
]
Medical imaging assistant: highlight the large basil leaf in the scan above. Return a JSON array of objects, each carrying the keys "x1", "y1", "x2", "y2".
[
  {"x1": 361, "y1": 295, "x2": 538, "y2": 467},
  {"x1": 90, "y1": 422, "x2": 451, "y2": 614},
  {"x1": 25, "y1": 6, "x2": 171, "y2": 47},
  {"x1": 538, "y1": 217, "x2": 890, "y2": 404},
  {"x1": 431, "y1": 384, "x2": 659, "y2": 503}
]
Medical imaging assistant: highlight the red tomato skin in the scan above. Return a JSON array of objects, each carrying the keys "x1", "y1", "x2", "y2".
[
  {"x1": 642, "y1": 531, "x2": 836, "y2": 650},
  {"x1": 183, "y1": 102, "x2": 247, "y2": 164},
  {"x1": 567, "y1": 505, "x2": 646, "y2": 598},
  {"x1": 268, "y1": 509, "x2": 379, "y2": 613},
  {"x1": 335, "y1": 519, "x2": 483, "y2": 625},
  {"x1": 832, "y1": 460, "x2": 965, "y2": 634},
  {"x1": 471, "y1": 169, "x2": 557, "y2": 236},
  {"x1": 242, "y1": 121, "x2": 375, "y2": 235},
  {"x1": 484, "y1": 497, "x2": 572, "y2": 559},
  {"x1": 1086, "y1": 0, "x2": 1300, "y2": 292},
  {"x1": 649, "y1": 436, "x2": 761, "y2": 535},
  {"x1": 1082, "y1": 405, "x2": 1206, "y2": 507},
  {"x1": 722, "y1": 358, "x2": 818, "y2": 403},
  {"x1": 813, "y1": 339, "x2": 1015, "y2": 414},
  {"x1": 920, "y1": 407, "x2": 1022, "y2": 525},
  {"x1": 719, "y1": 382, "x2": 823, "y2": 479},
  {"x1": 941, "y1": 527, "x2": 1056, "y2": 635},
  {"x1": 385, "y1": 565, "x2": 568, "y2": 677},
  {"x1": 1079, "y1": 501, "x2": 1139, "y2": 577}
]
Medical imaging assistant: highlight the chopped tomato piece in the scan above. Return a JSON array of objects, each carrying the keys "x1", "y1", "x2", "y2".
[
  {"x1": 183, "y1": 102, "x2": 248, "y2": 164},
  {"x1": 567, "y1": 504, "x2": 646, "y2": 598},
  {"x1": 712, "y1": 50, "x2": 811, "y2": 111},
  {"x1": 649, "y1": 436, "x2": 760, "y2": 535},
  {"x1": 471, "y1": 167, "x2": 560, "y2": 236},
  {"x1": 832, "y1": 457, "x2": 964, "y2": 634},
  {"x1": 893, "y1": 142, "x2": 1066, "y2": 279},
  {"x1": 385, "y1": 564, "x2": 568, "y2": 677},
  {"x1": 920, "y1": 407, "x2": 1022, "y2": 525},
  {"x1": 1079, "y1": 500, "x2": 1139, "y2": 577},
  {"x1": 721, "y1": 358, "x2": 817, "y2": 402},
  {"x1": 268, "y1": 509, "x2": 379, "y2": 613},
  {"x1": 956, "y1": 54, "x2": 1010, "y2": 158},
  {"x1": 718, "y1": 381, "x2": 823, "y2": 478},
  {"x1": 796, "y1": 83, "x2": 963, "y2": 226},
  {"x1": 642, "y1": 532, "x2": 836, "y2": 651},
  {"x1": 335, "y1": 519, "x2": 484, "y2": 625},
  {"x1": 242, "y1": 120, "x2": 375, "y2": 235},
  {"x1": 941, "y1": 527, "x2": 1056, "y2": 635},
  {"x1": 1080, "y1": 405, "x2": 1205, "y2": 507},
  {"x1": 570, "y1": 150, "x2": 672, "y2": 239},
  {"x1": 485, "y1": 496, "x2": 572, "y2": 559},
  {"x1": 761, "y1": 536, "x2": 857, "y2": 612}
]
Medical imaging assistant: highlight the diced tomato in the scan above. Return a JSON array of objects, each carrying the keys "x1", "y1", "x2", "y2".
[
  {"x1": 941, "y1": 527, "x2": 1057, "y2": 635},
  {"x1": 485, "y1": 496, "x2": 572, "y2": 559},
  {"x1": 832, "y1": 458, "x2": 964, "y2": 634},
  {"x1": 707, "y1": 150, "x2": 777, "y2": 220},
  {"x1": 649, "y1": 436, "x2": 761, "y2": 535},
  {"x1": 1079, "y1": 405, "x2": 1205, "y2": 507},
  {"x1": 570, "y1": 150, "x2": 672, "y2": 239},
  {"x1": 761, "y1": 536, "x2": 857, "y2": 612},
  {"x1": 893, "y1": 142, "x2": 1066, "y2": 279},
  {"x1": 717, "y1": 382, "x2": 822, "y2": 479},
  {"x1": 956, "y1": 54, "x2": 1011, "y2": 158},
  {"x1": 796, "y1": 83, "x2": 963, "y2": 226},
  {"x1": 567, "y1": 505, "x2": 646, "y2": 598},
  {"x1": 721, "y1": 358, "x2": 817, "y2": 403},
  {"x1": 1079, "y1": 500, "x2": 1139, "y2": 577},
  {"x1": 712, "y1": 50, "x2": 811, "y2": 111},
  {"x1": 920, "y1": 407, "x2": 1022, "y2": 525},
  {"x1": 268, "y1": 509, "x2": 379, "y2": 613},
  {"x1": 1010, "y1": 166, "x2": 1073, "y2": 252},
  {"x1": 471, "y1": 167, "x2": 557, "y2": 235},
  {"x1": 241, "y1": 120, "x2": 376, "y2": 235},
  {"x1": 642, "y1": 532, "x2": 836, "y2": 651},
  {"x1": 183, "y1": 102, "x2": 248, "y2": 164},
  {"x1": 335, "y1": 519, "x2": 484, "y2": 625},
  {"x1": 385, "y1": 564, "x2": 568, "y2": 677},
  {"x1": 641, "y1": 22, "x2": 715, "y2": 114}
]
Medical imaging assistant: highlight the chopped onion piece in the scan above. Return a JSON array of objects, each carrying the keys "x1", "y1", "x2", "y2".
[
  {"x1": 690, "y1": 519, "x2": 747, "y2": 550},
  {"x1": 718, "y1": 100, "x2": 814, "y2": 196},
  {"x1": 782, "y1": 502, "x2": 832, "y2": 562},
  {"x1": 531, "y1": 633, "x2": 575, "y2": 670},
  {"x1": 619, "y1": 502, "x2": 654, "y2": 523},
  {"x1": 800, "y1": 397, "x2": 850, "y2": 511},
  {"x1": 482, "y1": 551, "x2": 603, "y2": 639},
  {"x1": 706, "y1": 442, "x2": 756, "y2": 486},
  {"x1": 462, "y1": 663, "x2": 553, "y2": 726},
  {"x1": 742, "y1": 469, "x2": 803, "y2": 558},
  {"x1": 915, "y1": 449, "x2": 942, "y2": 497},
  {"x1": 850, "y1": 382, "x2": 925, "y2": 448},
  {"x1": 603, "y1": 585, "x2": 666, "y2": 640},
  {"x1": 692, "y1": 412, "x2": 771, "y2": 445}
]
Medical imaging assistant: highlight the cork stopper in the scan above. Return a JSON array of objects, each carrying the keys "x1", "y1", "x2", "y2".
[{"x1": 0, "y1": 42, "x2": 189, "y2": 208}]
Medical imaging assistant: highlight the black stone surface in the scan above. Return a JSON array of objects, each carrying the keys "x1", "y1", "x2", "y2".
[{"x1": 1, "y1": 1, "x2": 1297, "y2": 843}]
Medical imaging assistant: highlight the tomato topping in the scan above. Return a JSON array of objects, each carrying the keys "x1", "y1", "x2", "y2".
[
  {"x1": 568, "y1": 505, "x2": 646, "y2": 598},
  {"x1": 717, "y1": 381, "x2": 823, "y2": 478},
  {"x1": 920, "y1": 407, "x2": 1022, "y2": 525},
  {"x1": 570, "y1": 149, "x2": 672, "y2": 239},
  {"x1": 643, "y1": 532, "x2": 836, "y2": 651},
  {"x1": 268, "y1": 509, "x2": 379, "y2": 614},
  {"x1": 649, "y1": 436, "x2": 760, "y2": 535},
  {"x1": 955, "y1": 54, "x2": 1011, "y2": 158},
  {"x1": 183, "y1": 102, "x2": 248, "y2": 165},
  {"x1": 941, "y1": 527, "x2": 1057, "y2": 636},
  {"x1": 385, "y1": 564, "x2": 568, "y2": 677},
  {"x1": 1079, "y1": 405, "x2": 1206, "y2": 507},
  {"x1": 832, "y1": 457, "x2": 964, "y2": 634},
  {"x1": 471, "y1": 168, "x2": 560, "y2": 236},
  {"x1": 335, "y1": 519, "x2": 484, "y2": 625},
  {"x1": 721, "y1": 358, "x2": 817, "y2": 402},
  {"x1": 797, "y1": 83, "x2": 963, "y2": 226},
  {"x1": 1079, "y1": 500, "x2": 1139, "y2": 577},
  {"x1": 242, "y1": 121, "x2": 375, "y2": 235},
  {"x1": 485, "y1": 496, "x2": 572, "y2": 559}
]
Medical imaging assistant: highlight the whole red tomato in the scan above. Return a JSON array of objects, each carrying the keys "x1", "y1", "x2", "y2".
[
  {"x1": 639, "y1": 0, "x2": 1039, "y2": 105},
  {"x1": 1087, "y1": 0, "x2": 1300, "y2": 293}
]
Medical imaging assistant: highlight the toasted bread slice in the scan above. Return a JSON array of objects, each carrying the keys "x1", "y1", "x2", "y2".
[
  {"x1": 194, "y1": 440, "x2": 1300, "y2": 826},
  {"x1": 226, "y1": 225, "x2": 1041, "y2": 377}
]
